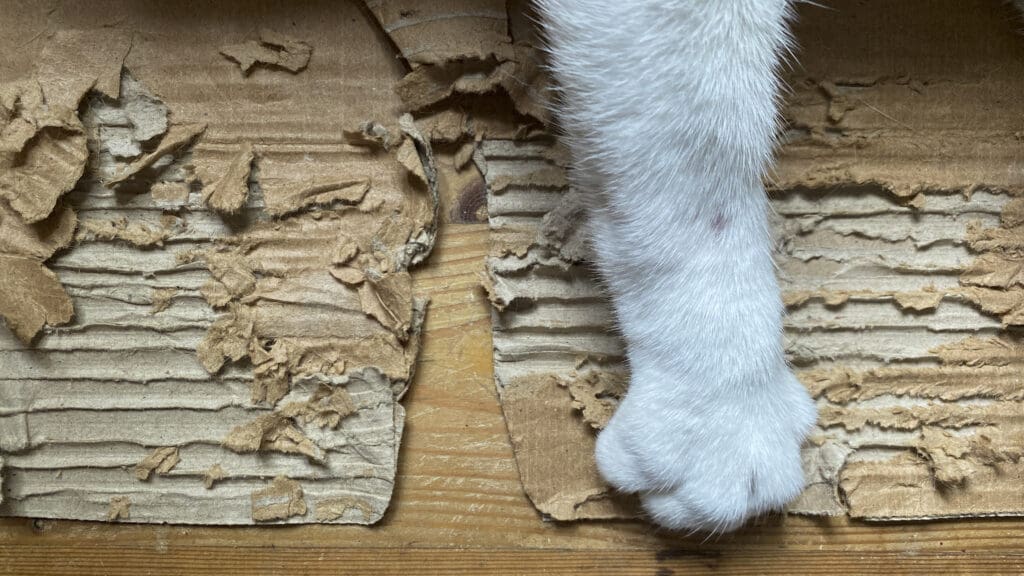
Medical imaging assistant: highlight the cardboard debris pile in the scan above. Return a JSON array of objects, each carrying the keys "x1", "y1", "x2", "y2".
[
  {"x1": 0, "y1": 1, "x2": 438, "y2": 525},
  {"x1": 483, "y1": 0, "x2": 1024, "y2": 521}
]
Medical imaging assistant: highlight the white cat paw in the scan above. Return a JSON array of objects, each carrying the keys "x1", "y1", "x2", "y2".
[{"x1": 595, "y1": 364, "x2": 816, "y2": 533}]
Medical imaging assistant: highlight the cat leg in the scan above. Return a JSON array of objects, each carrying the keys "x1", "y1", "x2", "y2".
[{"x1": 538, "y1": 0, "x2": 817, "y2": 532}]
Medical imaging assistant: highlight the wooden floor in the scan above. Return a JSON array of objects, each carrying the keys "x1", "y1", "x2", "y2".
[{"x1": 3, "y1": 196, "x2": 1024, "y2": 575}]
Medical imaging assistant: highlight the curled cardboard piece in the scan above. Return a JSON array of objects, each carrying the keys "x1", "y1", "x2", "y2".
[
  {"x1": 483, "y1": 1, "x2": 1024, "y2": 522},
  {"x1": 0, "y1": 30, "x2": 135, "y2": 342},
  {"x1": 0, "y1": 1, "x2": 438, "y2": 525}
]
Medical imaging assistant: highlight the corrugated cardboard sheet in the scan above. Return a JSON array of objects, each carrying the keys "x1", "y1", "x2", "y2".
[
  {"x1": 0, "y1": 1, "x2": 442, "y2": 524},
  {"x1": 484, "y1": 0, "x2": 1024, "y2": 521}
]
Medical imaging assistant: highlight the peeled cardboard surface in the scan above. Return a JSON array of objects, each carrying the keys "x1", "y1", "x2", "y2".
[
  {"x1": 484, "y1": 0, "x2": 1024, "y2": 521},
  {"x1": 0, "y1": 0, "x2": 438, "y2": 525}
]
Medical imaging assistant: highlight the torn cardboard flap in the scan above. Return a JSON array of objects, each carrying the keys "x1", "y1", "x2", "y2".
[
  {"x1": 0, "y1": 0, "x2": 436, "y2": 525},
  {"x1": 0, "y1": 254, "x2": 75, "y2": 343},
  {"x1": 365, "y1": 0, "x2": 550, "y2": 135},
  {"x1": 0, "y1": 29, "x2": 133, "y2": 231},
  {"x1": 105, "y1": 122, "x2": 207, "y2": 188},
  {"x1": 0, "y1": 200, "x2": 76, "y2": 261},
  {"x1": 203, "y1": 142, "x2": 254, "y2": 214},
  {"x1": 482, "y1": 0, "x2": 1024, "y2": 523},
  {"x1": 134, "y1": 447, "x2": 181, "y2": 481},
  {"x1": 0, "y1": 95, "x2": 88, "y2": 224},
  {"x1": 363, "y1": 0, "x2": 513, "y2": 67}
]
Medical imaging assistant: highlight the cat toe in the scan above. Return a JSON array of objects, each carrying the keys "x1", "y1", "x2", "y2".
[
  {"x1": 641, "y1": 486, "x2": 750, "y2": 534},
  {"x1": 594, "y1": 409, "x2": 649, "y2": 492}
]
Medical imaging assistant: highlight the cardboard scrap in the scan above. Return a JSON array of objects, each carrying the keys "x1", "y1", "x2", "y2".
[
  {"x1": 0, "y1": 196, "x2": 77, "y2": 344},
  {"x1": 106, "y1": 496, "x2": 131, "y2": 522},
  {"x1": 222, "y1": 413, "x2": 326, "y2": 463},
  {"x1": 501, "y1": 373, "x2": 637, "y2": 520},
  {"x1": 365, "y1": 0, "x2": 550, "y2": 133},
  {"x1": 134, "y1": 447, "x2": 181, "y2": 481},
  {"x1": 202, "y1": 142, "x2": 254, "y2": 214},
  {"x1": 251, "y1": 476, "x2": 307, "y2": 522},
  {"x1": 280, "y1": 379, "x2": 357, "y2": 429},
  {"x1": 203, "y1": 464, "x2": 227, "y2": 489},
  {"x1": 0, "y1": 0, "x2": 436, "y2": 525},
  {"x1": 262, "y1": 177, "x2": 369, "y2": 217},
  {"x1": 0, "y1": 28, "x2": 131, "y2": 230},
  {"x1": 314, "y1": 495, "x2": 374, "y2": 522},
  {"x1": 150, "y1": 287, "x2": 177, "y2": 314},
  {"x1": 0, "y1": 254, "x2": 75, "y2": 343},
  {"x1": 483, "y1": 140, "x2": 634, "y2": 520},
  {"x1": 482, "y1": 0, "x2": 1024, "y2": 522},
  {"x1": 0, "y1": 201, "x2": 76, "y2": 261},
  {"x1": 0, "y1": 81, "x2": 88, "y2": 224},
  {"x1": 221, "y1": 29, "x2": 313, "y2": 76},
  {"x1": 343, "y1": 120, "x2": 401, "y2": 151},
  {"x1": 75, "y1": 216, "x2": 173, "y2": 247},
  {"x1": 556, "y1": 369, "x2": 628, "y2": 431},
  {"x1": 150, "y1": 181, "x2": 189, "y2": 204}
]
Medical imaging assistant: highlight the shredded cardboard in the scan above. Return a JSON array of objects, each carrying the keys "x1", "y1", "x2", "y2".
[
  {"x1": 280, "y1": 381, "x2": 357, "y2": 429},
  {"x1": 134, "y1": 447, "x2": 181, "y2": 481},
  {"x1": 222, "y1": 413, "x2": 325, "y2": 463},
  {"x1": 202, "y1": 142, "x2": 254, "y2": 214},
  {"x1": 364, "y1": 0, "x2": 550, "y2": 133},
  {"x1": 3, "y1": 0, "x2": 1021, "y2": 529},
  {"x1": 251, "y1": 476, "x2": 307, "y2": 522},
  {"x1": 556, "y1": 370, "x2": 628, "y2": 431},
  {"x1": 314, "y1": 495, "x2": 374, "y2": 523},
  {"x1": 343, "y1": 120, "x2": 401, "y2": 151},
  {"x1": 263, "y1": 177, "x2": 370, "y2": 217},
  {"x1": 106, "y1": 496, "x2": 131, "y2": 522},
  {"x1": 482, "y1": 1, "x2": 1024, "y2": 522},
  {"x1": 150, "y1": 181, "x2": 189, "y2": 204},
  {"x1": 75, "y1": 216, "x2": 173, "y2": 247},
  {"x1": 0, "y1": 1, "x2": 437, "y2": 525},
  {"x1": 203, "y1": 464, "x2": 227, "y2": 489},
  {"x1": 150, "y1": 287, "x2": 177, "y2": 314}
]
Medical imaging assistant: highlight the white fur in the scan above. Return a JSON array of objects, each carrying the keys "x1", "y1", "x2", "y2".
[{"x1": 537, "y1": 0, "x2": 816, "y2": 533}]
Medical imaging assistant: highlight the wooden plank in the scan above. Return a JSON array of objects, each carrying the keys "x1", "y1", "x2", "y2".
[{"x1": 1, "y1": 546, "x2": 1023, "y2": 576}]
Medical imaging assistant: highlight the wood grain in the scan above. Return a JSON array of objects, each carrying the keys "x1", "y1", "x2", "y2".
[{"x1": 4, "y1": 547, "x2": 1024, "y2": 576}]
